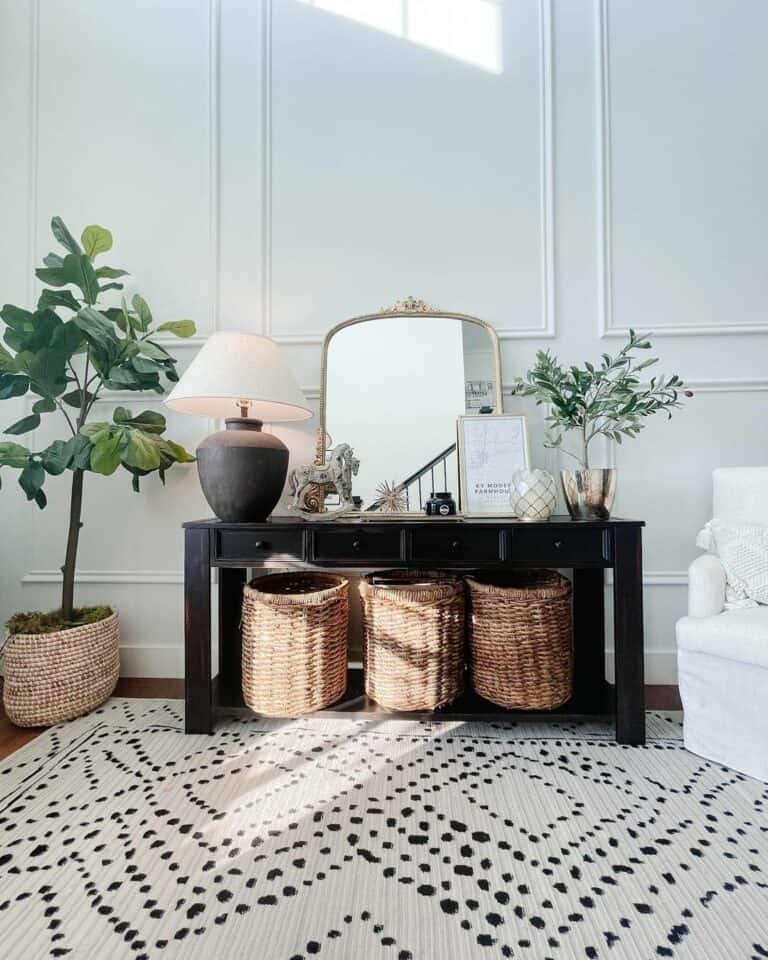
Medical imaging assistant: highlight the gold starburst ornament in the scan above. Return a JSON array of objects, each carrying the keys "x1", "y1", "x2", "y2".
[{"x1": 373, "y1": 481, "x2": 407, "y2": 513}]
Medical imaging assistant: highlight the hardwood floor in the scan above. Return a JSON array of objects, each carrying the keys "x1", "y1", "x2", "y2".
[{"x1": 0, "y1": 679, "x2": 681, "y2": 762}]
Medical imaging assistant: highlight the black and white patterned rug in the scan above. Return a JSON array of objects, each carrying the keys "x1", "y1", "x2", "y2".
[{"x1": 0, "y1": 699, "x2": 766, "y2": 959}]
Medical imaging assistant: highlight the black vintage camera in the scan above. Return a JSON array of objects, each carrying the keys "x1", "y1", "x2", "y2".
[{"x1": 425, "y1": 491, "x2": 457, "y2": 516}]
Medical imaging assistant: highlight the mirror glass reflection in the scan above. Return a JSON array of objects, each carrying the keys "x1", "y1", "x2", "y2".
[{"x1": 324, "y1": 316, "x2": 499, "y2": 512}]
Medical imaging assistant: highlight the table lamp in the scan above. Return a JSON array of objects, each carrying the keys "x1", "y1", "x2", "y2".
[{"x1": 165, "y1": 332, "x2": 312, "y2": 522}]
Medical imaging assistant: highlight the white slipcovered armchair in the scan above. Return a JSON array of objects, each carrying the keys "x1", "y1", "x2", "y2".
[{"x1": 676, "y1": 467, "x2": 768, "y2": 782}]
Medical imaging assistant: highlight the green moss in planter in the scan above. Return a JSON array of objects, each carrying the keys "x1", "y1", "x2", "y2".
[{"x1": 6, "y1": 605, "x2": 113, "y2": 636}]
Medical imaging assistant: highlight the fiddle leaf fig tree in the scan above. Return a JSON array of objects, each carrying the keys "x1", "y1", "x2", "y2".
[
  {"x1": 512, "y1": 330, "x2": 692, "y2": 469},
  {"x1": 0, "y1": 217, "x2": 196, "y2": 625}
]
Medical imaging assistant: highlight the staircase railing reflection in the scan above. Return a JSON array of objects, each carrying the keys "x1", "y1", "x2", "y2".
[{"x1": 366, "y1": 443, "x2": 457, "y2": 512}]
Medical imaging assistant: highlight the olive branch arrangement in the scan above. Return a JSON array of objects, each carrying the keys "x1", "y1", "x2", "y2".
[{"x1": 512, "y1": 330, "x2": 692, "y2": 469}]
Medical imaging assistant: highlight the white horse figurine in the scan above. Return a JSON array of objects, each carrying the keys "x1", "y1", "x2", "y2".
[{"x1": 288, "y1": 443, "x2": 360, "y2": 515}]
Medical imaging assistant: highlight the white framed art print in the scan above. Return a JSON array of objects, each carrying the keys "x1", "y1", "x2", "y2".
[{"x1": 457, "y1": 414, "x2": 530, "y2": 517}]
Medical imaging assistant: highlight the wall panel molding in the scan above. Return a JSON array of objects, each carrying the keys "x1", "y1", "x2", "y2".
[
  {"x1": 595, "y1": 0, "x2": 768, "y2": 339},
  {"x1": 268, "y1": 0, "x2": 556, "y2": 345},
  {"x1": 27, "y1": 0, "x2": 40, "y2": 305},
  {"x1": 22, "y1": 569, "x2": 184, "y2": 585},
  {"x1": 609, "y1": 376, "x2": 768, "y2": 584}
]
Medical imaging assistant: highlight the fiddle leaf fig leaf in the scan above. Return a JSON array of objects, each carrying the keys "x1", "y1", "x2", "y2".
[
  {"x1": 90, "y1": 432, "x2": 122, "y2": 475},
  {"x1": 0, "y1": 304, "x2": 34, "y2": 330},
  {"x1": 40, "y1": 439, "x2": 71, "y2": 475},
  {"x1": 135, "y1": 340, "x2": 170, "y2": 361},
  {"x1": 113, "y1": 407, "x2": 166, "y2": 434},
  {"x1": 0, "y1": 344, "x2": 16, "y2": 373},
  {"x1": 38, "y1": 287, "x2": 81, "y2": 313},
  {"x1": 0, "y1": 374, "x2": 29, "y2": 400},
  {"x1": 4, "y1": 413, "x2": 41, "y2": 435},
  {"x1": 81, "y1": 224, "x2": 113, "y2": 259},
  {"x1": 156, "y1": 319, "x2": 196, "y2": 338},
  {"x1": 61, "y1": 388, "x2": 95, "y2": 410},
  {"x1": 122, "y1": 429, "x2": 162, "y2": 470},
  {"x1": 51, "y1": 216, "x2": 82, "y2": 255},
  {"x1": 80, "y1": 422, "x2": 111, "y2": 443},
  {"x1": 18, "y1": 461, "x2": 45, "y2": 502},
  {"x1": 32, "y1": 397, "x2": 57, "y2": 414},
  {"x1": 74, "y1": 307, "x2": 121, "y2": 367},
  {"x1": 131, "y1": 294, "x2": 152, "y2": 330},
  {"x1": 0, "y1": 441, "x2": 31, "y2": 468},
  {"x1": 61, "y1": 254, "x2": 100, "y2": 305},
  {"x1": 131, "y1": 356, "x2": 162, "y2": 375},
  {"x1": 95, "y1": 266, "x2": 129, "y2": 279},
  {"x1": 64, "y1": 433, "x2": 92, "y2": 469},
  {"x1": 34, "y1": 265, "x2": 68, "y2": 287},
  {"x1": 166, "y1": 439, "x2": 196, "y2": 463}
]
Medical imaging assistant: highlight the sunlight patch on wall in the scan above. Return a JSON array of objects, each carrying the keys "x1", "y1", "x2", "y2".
[{"x1": 301, "y1": 0, "x2": 503, "y2": 74}]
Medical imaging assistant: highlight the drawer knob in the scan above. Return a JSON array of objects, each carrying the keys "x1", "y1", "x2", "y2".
[
  {"x1": 451, "y1": 540, "x2": 461, "y2": 550},
  {"x1": 253, "y1": 540, "x2": 269, "y2": 550},
  {"x1": 553, "y1": 539, "x2": 563, "y2": 549},
  {"x1": 352, "y1": 539, "x2": 362, "y2": 551}
]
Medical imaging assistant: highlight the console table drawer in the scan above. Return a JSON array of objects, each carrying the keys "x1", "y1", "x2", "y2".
[
  {"x1": 410, "y1": 526, "x2": 502, "y2": 563},
  {"x1": 312, "y1": 528, "x2": 402, "y2": 563},
  {"x1": 215, "y1": 529, "x2": 305, "y2": 562},
  {"x1": 507, "y1": 527, "x2": 609, "y2": 564}
]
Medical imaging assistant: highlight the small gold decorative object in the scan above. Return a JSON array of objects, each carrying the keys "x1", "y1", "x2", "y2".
[
  {"x1": 382, "y1": 297, "x2": 434, "y2": 314},
  {"x1": 372, "y1": 481, "x2": 407, "y2": 513}
]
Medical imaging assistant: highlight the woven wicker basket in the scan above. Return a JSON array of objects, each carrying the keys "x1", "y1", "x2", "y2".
[
  {"x1": 2, "y1": 612, "x2": 120, "y2": 727},
  {"x1": 241, "y1": 572, "x2": 349, "y2": 717},
  {"x1": 466, "y1": 571, "x2": 573, "y2": 710},
  {"x1": 360, "y1": 570, "x2": 465, "y2": 711}
]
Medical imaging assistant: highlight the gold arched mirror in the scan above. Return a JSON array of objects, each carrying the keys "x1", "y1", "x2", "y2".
[{"x1": 316, "y1": 298, "x2": 503, "y2": 515}]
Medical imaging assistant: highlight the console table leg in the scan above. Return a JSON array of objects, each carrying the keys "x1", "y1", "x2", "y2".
[
  {"x1": 613, "y1": 526, "x2": 645, "y2": 745},
  {"x1": 218, "y1": 567, "x2": 247, "y2": 707},
  {"x1": 185, "y1": 527, "x2": 213, "y2": 734},
  {"x1": 573, "y1": 567, "x2": 606, "y2": 698}
]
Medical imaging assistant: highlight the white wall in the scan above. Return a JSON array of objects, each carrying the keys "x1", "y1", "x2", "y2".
[{"x1": 1, "y1": 0, "x2": 766, "y2": 680}]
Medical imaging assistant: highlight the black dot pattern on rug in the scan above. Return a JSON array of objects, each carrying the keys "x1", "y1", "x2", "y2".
[{"x1": 0, "y1": 701, "x2": 766, "y2": 958}]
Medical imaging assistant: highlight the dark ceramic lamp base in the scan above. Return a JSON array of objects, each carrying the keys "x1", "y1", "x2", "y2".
[{"x1": 196, "y1": 419, "x2": 289, "y2": 522}]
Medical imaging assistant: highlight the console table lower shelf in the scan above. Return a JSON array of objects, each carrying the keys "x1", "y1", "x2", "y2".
[
  {"x1": 215, "y1": 668, "x2": 617, "y2": 724},
  {"x1": 183, "y1": 516, "x2": 646, "y2": 744}
]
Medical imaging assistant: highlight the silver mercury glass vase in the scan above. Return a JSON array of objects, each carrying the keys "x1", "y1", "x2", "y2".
[{"x1": 561, "y1": 468, "x2": 617, "y2": 520}]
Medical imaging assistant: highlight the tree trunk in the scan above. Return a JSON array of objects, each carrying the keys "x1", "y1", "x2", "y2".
[{"x1": 61, "y1": 468, "x2": 84, "y2": 622}]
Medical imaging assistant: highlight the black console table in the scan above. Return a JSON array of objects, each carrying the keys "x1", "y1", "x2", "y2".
[{"x1": 183, "y1": 516, "x2": 645, "y2": 744}]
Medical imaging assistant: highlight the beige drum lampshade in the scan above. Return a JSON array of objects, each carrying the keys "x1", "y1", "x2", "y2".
[
  {"x1": 165, "y1": 331, "x2": 312, "y2": 422},
  {"x1": 164, "y1": 332, "x2": 312, "y2": 522}
]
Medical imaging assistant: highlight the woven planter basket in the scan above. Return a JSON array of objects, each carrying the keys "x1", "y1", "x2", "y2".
[
  {"x1": 466, "y1": 571, "x2": 573, "y2": 710},
  {"x1": 241, "y1": 572, "x2": 349, "y2": 717},
  {"x1": 360, "y1": 570, "x2": 465, "y2": 711},
  {"x1": 2, "y1": 612, "x2": 120, "y2": 727}
]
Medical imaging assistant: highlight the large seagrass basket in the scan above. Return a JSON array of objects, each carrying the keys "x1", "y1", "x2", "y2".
[
  {"x1": 241, "y1": 572, "x2": 349, "y2": 717},
  {"x1": 2, "y1": 612, "x2": 120, "y2": 727},
  {"x1": 466, "y1": 571, "x2": 573, "y2": 710},
  {"x1": 360, "y1": 570, "x2": 465, "y2": 711}
]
